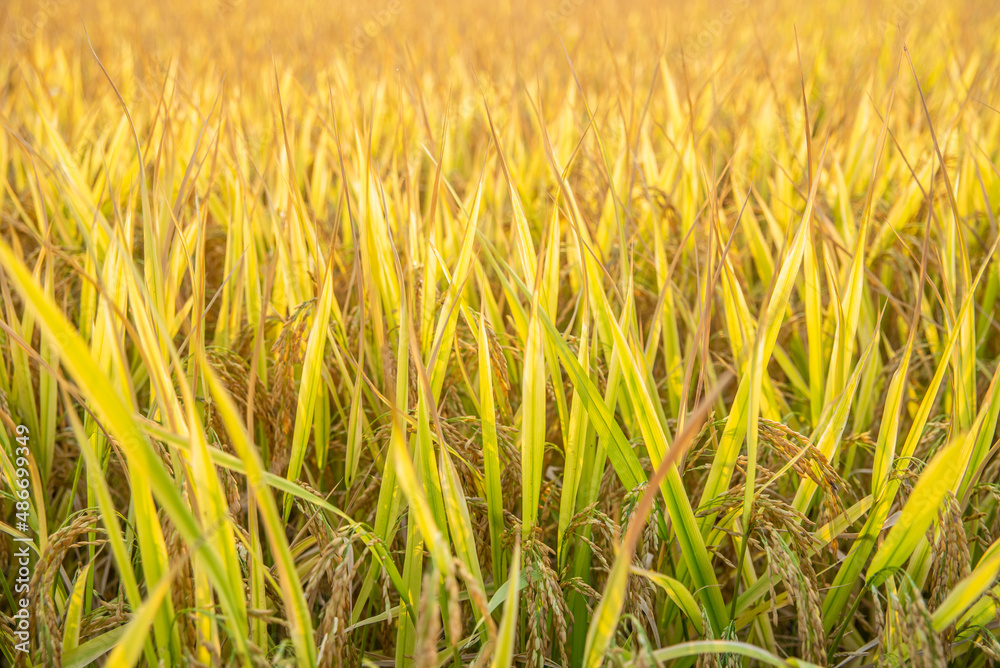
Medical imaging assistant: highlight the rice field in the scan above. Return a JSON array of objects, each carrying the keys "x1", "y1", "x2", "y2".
[{"x1": 1, "y1": 0, "x2": 1000, "y2": 666}]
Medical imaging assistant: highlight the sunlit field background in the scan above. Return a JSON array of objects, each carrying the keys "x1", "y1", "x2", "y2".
[{"x1": 1, "y1": 0, "x2": 1000, "y2": 666}]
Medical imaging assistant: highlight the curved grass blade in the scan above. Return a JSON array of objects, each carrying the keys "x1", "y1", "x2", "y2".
[{"x1": 582, "y1": 374, "x2": 731, "y2": 668}]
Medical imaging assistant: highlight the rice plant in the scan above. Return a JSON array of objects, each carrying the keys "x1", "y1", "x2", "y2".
[{"x1": 1, "y1": 0, "x2": 999, "y2": 666}]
